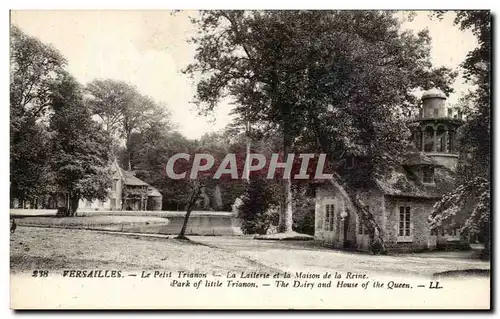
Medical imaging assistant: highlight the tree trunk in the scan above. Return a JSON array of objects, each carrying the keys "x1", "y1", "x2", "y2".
[
  {"x1": 278, "y1": 137, "x2": 294, "y2": 233},
  {"x1": 481, "y1": 225, "x2": 490, "y2": 260},
  {"x1": 69, "y1": 195, "x2": 80, "y2": 217},
  {"x1": 212, "y1": 184, "x2": 223, "y2": 210},
  {"x1": 306, "y1": 108, "x2": 387, "y2": 253},
  {"x1": 176, "y1": 183, "x2": 202, "y2": 240},
  {"x1": 330, "y1": 172, "x2": 387, "y2": 254},
  {"x1": 282, "y1": 179, "x2": 294, "y2": 232},
  {"x1": 125, "y1": 128, "x2": 133, "y2": 171},
  {"x1": 245, "y1": 120, "x2": 251, "y2": 183}
]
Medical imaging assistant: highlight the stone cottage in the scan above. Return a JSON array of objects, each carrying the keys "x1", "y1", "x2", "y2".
[
  {"x1": 79, "y1": 159, "x2": 163, "y2": 211},
  {"x1": 314, "y1": 88, "x2": 467, "y2": 252}
]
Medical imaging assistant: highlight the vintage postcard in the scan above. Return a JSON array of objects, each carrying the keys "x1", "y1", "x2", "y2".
[{"x1": 9, "y1": 9, "x2": 491, "y2": 309}]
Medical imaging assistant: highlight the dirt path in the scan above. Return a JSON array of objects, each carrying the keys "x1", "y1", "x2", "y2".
[{"x1": 189, "y1": 236, "x2": 490, "y2": 278}]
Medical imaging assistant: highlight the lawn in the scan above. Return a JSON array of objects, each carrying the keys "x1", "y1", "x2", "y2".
[
  {"x1": 10, "y1": 227, "x2": 275, "y2": 275},
  {"x1": 10, "y1": 226, "x2": 491, "y2": 310},
  {"x1": 11, "y1": 226, "x2": 490, "y2": 279}
]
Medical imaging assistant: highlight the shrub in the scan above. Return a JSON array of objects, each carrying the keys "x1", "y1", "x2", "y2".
[
  {"x1": 292, "y1": 197, "x2": 315, "y2": 235},
  {"x1": 237, "y1": 178, "x2": 277, "y2": 235}
]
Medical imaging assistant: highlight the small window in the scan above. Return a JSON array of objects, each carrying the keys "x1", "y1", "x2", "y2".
[
  {"x1": 422, "y1": 167, "x2": 435, "y2": 184},
  {"x1": 433, "y1": 108, "x2": 439, "y2": 117},
  {"x1": 445, "y1": 227, "x2": 460, "y2": 241},
  {"x1": 345, "y1": 156, "x2": 354, "y2": 169},
  {"x1": 436, "y1": 126, "x2": 446, "y2": 152},
  {"x1": 324, "y1": 204, "x2": 335, "y2": 231},
  {"x1": 447, "y1": 228, "x2": 459, "y2": 237},
  {"x1": 448, "y1": 130, "x2": 456, "y2": 153},
  {"x1": 398, "y1": 206, "x2": 411, "y2": 237},
  {"x1": 424, "y1": 126, "x2": 434, "y2": 152}
]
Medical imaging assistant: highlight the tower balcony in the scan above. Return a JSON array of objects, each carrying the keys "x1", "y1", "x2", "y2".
[
  {"x1": 412, "y1": 126, "x2": 459, "y2": 155},
  {"x1": 412, "y1": 108, "x2": 465, "y2": 121}
]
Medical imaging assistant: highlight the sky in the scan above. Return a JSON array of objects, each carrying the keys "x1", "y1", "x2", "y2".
[{"x1": 11, "y1": 10, "x2": 478, "y2": 139}]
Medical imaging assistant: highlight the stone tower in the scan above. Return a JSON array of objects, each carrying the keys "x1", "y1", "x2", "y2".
[{"x1": 411, "y1": 88, "x2": 464, "y2": 171}]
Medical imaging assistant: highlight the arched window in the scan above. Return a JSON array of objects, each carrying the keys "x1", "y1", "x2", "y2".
[
  {"x1": 436, "y1": 126, "x2": 446, "y2": 152},
  {"x1": 424, "y1": 126, "x2": 434, "y2": 152},
  {"x1": 448, "y1": 129, "x2": 456, "y2": 153}
]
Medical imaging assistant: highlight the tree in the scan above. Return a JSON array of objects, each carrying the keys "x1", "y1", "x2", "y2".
[
  {"x1": 85, "y1": 79, "x2": 172, "y2": 170},
  {"x1": 10, "y1": 118, "x2": 54, "y2": 205},
  {"x1": 430, "y1": 11, "x2": 491, "y2": 258},
  {"x1": 184, "y1": 11, "x2": 455, "y2": 246},
  {"x1": 176, "y1": 180, "x2": 203, "y2": 239},
  {"x1": 50, "y1": 73, "x2": 112, "y2": 216},
  {"x1": 10, "y1": 25, "x2": 66, "y2": 123},
  {"x1": 212, "y1": 184, "x2": 223, "y2": 210},
  {"x1": 10, "y1": 25, "x2": 66, "y2": 203},
  {"x1": 238, "y1": 178, "x2": 276, "y2": 234}
]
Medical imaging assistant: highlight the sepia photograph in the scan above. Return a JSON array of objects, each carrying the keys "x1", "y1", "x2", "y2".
[{"x1": 9, "y1": 8, "x2": 491, "y2": 309}]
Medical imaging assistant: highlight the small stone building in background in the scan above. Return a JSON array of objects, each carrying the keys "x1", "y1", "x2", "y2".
[{"x1": 78, "y1": 159, "x2": 163, "y2": 211}]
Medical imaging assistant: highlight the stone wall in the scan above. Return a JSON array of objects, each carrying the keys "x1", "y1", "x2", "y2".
[
  {"x1": 10, "y1": 209, "x2": 243, "y2": 236},
  {"x1": 422, "y1": 98, "x2": 446, "y2": 118},
  {"x1": 425, "y1": 153, "x2": 459, "y2": 171},
  {"x1": 81, "y1": 211, "x2": 243, "y2": 236},
  {"x1": 384, "y1": 196, "x2": 437, "y2": 252},
  {"x1": 314, "y1": 185, "x2": 461, "y2": 253},
  {"x1": 314, "y1": 184, "x2": 385, "y2": 251}
]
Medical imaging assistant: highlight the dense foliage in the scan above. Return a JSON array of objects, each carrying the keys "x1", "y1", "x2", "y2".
[
  {"x1": 238, "y1": 178, "x2": 277, "y2": 235},
  {"x1": 10, "y1": 25, "x2": 66, "y2": 203},
  {"x1": 430, "y1": 11, "x2": 491, "y2": 257},
  {"x1": 49, "y1": 73, "x2": 112, "y2": 215},
  {"x1": 184, "y1": 10, "x2": 455, "y2": 247},
  {"x1": 10, "y1": 26, "x2": 111, "y2": 214}
]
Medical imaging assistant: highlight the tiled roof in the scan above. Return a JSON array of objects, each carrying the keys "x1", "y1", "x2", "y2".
[
  {"x1": 121, "y1": 169, "x2": 150, "y2": 186},
  {"x1": 148, "y1": 186, "x2": 162, "y2": 197},
  {"x1": 110, "y1": 158, "x2": 163, "y2": 198},
  {"x1": 402, "y1": 151, "x2": 443, "y2": 167},
  {"x1": 374, "y1": 165, "x2": 456, "y2": 199}
]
